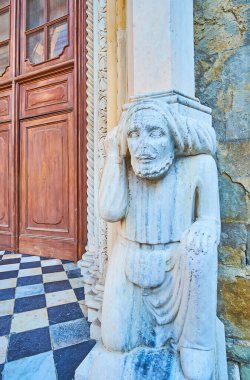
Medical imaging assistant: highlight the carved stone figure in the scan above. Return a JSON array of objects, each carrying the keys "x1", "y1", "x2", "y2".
[{"x1": 77, "y1": 100, "x2": 227, "y2": 380}]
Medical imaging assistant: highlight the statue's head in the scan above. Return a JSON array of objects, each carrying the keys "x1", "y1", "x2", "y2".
[
  {"x1": 125, "y1": 106, "x2": 174, "y2": 180},
  {"x1": 122, "y1": 100, "x2": 216, "y2": 180}
]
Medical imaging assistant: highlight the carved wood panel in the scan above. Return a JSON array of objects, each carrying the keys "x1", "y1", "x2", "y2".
[
  {"x1": 0, "y1": 89, "x2": 11, "y2": 122},
  {"x1": 19, "y1": 113, "x2": 77, "y2": 259},
  {"x1": 20, "y1": 71, "x2": 73, "y2": 118},
  {"x1": 0, "y1": 126, "x2": 9, "y2": 228},
  {"x1": 0, "y1": 122, "x2": 14, "y2": 250}
]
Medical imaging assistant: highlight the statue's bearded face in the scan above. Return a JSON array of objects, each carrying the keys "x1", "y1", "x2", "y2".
[{"x1": 127, "y1": 109, "x2": 174, "y2": 180}]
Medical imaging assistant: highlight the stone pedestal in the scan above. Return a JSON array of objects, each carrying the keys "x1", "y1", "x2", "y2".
[{"x1": 75, "y1": 319, "x2": 227, "y2": 380}]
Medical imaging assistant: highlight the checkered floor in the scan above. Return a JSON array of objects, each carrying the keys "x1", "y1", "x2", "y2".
[{"x1": 0, "y1": 251, "x2": 95, "y2": 380}]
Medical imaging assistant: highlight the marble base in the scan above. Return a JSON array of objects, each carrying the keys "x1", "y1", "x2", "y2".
[
  {"x1": 75, "y1": 319, "x2": 227, "y2": 380},
  {"x1": 75, "y1": 342, "x2": 185, "y2": 380}
]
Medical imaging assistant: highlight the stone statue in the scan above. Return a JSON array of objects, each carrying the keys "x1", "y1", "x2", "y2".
[{"x1": 77, "y1": 100, "x2": 228, "y2": 380}]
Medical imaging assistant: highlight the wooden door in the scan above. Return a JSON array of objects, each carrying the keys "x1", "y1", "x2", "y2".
[{"x1": 0, "y1": 0, "x2": 86, "y2": 261}]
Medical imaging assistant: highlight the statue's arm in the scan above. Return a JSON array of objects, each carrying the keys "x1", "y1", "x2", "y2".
[
  {"x1": 197, "y1": 155, "x2": 220, "y2": 232},
  {"x1": 99, "y1": 128, "x2": 128, "y2": 222},
  {"x1": 182, "y1": 155, "x2": 220, "y2": 253}
]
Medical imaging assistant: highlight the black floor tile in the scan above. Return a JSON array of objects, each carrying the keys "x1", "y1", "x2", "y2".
[
  {"x1": 0, "y1": 315, "x2": 12, "y2": 336},
  {"x1": 40, "y1": 257, "x2": 52, "y2": 260},
  {"x1": 17, "y1": 275, "x2": 43, "y2": 287},
  {"x1": 44, "y1": 280, "x2": 72, "y2": 293},
  {"x1": 19, "y1": 261, "x2": 41, "y2": 269},
  {"x1": 14, "y1": 294, "x2": 46, "y2": 313},
  {"x1": 0, "y1": 271, "x2": 18, "y2": 280},
  {"x1": 7, "y1": 327, "x2": 51, "y2": 361},
  {"x1": 74, "y1": 287, "x2": 85, "y2": 301},
  {"x1": 67, "y1": 269, "x2": 81, "y2": 278},
  {"x1": 0, "y1": 288, "x2": 15, "y2": 301},
  {"x1": 0, "y1": 258, "x2": 21, "y2": 266},
  {"x1": 53, "y1": 340, "x2": 96, "y2": 380},
  {"x1": 48, "y1": 302, "x2": 84, "y2": 325},
  {"x1": 42, "y1": 265, "x2": 64, "y2": 274}
]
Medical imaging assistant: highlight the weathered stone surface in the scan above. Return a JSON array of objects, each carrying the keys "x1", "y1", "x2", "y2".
[
  {"x1": 194, "y1": 0, "x2": 250, "y2": 142},
  {"x1": 195, "y1": 45, "x2": 250, "y2": 142},
  {"x1": 246, "y1": 225, "x2": 250, "y2": 265},
  {"x1": 194, "y1": 0, "x2": 249, "y2": 54},
  {"x1": 220, "y1": 223, "x2": 247, "y2": 250},
  {"x1": 226, "y1": 340, "x2": 250, "y2": 364},
  {"x1": 227, "y1": 361, "x2": 240, "y2": 380},
  {"x1": 218, "y1": 276, "x2": 250, "y2": 340},
  {"x1": 218, "y1": 223, "x2": 247, "y2": 267},
  {"x1": 218, "y1": 174, "x2": 247, "y2": 222},
  {"x1": 194, "y1": 2, "x2": 250, "y2": 366},
  {"x1": 217, "y1": 141, "x2": 250, "y2": 193},
  {"x1": 240, "y1": 363, "x2": 250, "y2": 380}
]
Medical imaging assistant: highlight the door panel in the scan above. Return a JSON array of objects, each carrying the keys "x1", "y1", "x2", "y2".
[
  {"x1": 19, "y1": 71, "x2": 73, "y2": 118},
  {"x1": 19, "y1": 112, "x2": 77, "y2": 260},
  {"x1": 0, "y1": 126, "x2": 9, "y2": 228},
  {"x1": 0, "y1": 89, "x2": 11, "y2": 122},
  {"x1": 0, "y1": 122, "x2": 14, "y2": 249}
]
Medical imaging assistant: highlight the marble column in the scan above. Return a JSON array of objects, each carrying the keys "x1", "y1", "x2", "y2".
[{"x1": 127, "y1": 0, "x2": 195, "y2": 99}]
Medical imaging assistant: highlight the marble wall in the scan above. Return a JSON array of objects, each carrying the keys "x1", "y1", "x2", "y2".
[{"x1": 194, "y1": 1, "x2": 250, "y2": 379}]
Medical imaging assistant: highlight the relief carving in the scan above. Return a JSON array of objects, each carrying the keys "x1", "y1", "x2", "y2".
[
  {"x1": 0, "y1": 96, "x2": 10, "y2": 117},
  {"x1": 78, "y1": 100, "x2": 228, "y2": 380},
  {"x1": 27, "y1": 82, "x2": 67, "y2": 109}
]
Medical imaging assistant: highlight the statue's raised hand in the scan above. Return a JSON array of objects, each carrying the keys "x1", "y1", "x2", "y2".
[
  {"x1": 104, "y1": 123, "x2": 127, "y2": 163},
  {"x1": 104, "y1": 127, "x2": 120, "y2": 157},
  {"x1": 181, "y1": 220, "x2": 219, "y2": 255}
]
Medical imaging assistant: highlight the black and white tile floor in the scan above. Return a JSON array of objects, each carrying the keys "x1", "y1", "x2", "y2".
[{"x1": 0, "y1": 251, "x2": 95, "y2": 380}]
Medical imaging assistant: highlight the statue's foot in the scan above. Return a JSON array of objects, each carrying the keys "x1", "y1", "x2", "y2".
[{"x1": 180, "y1": 347, "x2": 214, "y2": 380}]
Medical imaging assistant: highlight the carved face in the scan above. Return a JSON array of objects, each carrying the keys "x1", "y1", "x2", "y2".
[{"x1": 127, "y1": 109, "x2": 174, "y2": 180}]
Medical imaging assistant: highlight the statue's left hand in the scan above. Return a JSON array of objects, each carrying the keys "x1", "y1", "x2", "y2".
[{"x1": 181, "y1": 220, "x2": 219, "y2": 255}]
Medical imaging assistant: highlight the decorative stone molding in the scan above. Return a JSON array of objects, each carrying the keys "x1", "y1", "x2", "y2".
[{"x1": 78, "y1": 0, "x2": 108, "y2": 340}]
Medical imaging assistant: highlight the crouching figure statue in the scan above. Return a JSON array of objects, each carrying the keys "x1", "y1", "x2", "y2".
[{"x1": 77, "y1": 100, "x2": 228, "y2": 380}]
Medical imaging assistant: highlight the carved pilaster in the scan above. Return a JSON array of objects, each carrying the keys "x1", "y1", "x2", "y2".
[
  {"x1": 78, "y1": 0, "x2": 96, "y2": 309},
  {"x1": 78, "y1": 0, "x2": 108, "y2": 339}
]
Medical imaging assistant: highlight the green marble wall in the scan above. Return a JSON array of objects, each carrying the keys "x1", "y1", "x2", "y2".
[{"x1": 194, "y1": 1, "x2": 250, "y2": 378}]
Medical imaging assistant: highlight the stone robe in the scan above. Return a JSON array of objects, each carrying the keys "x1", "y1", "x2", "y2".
[{"x1": 99, "y1": 153, "x2": 220, "y2": 354}]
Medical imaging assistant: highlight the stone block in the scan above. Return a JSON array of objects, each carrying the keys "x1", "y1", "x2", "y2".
[
  {"x1": 219, "y1": 175, "x2": 247, "y2": 222},
  {"x1": 195, "y1": 45, "x2": 250, "y2": 142},
  {"x1": 226, "y1": 340, "x2": 250, "y2": 364},
  {"x1": 227, "y1": 361, "x2": 240, "y2": 380},
  {"x1": 217, "y1": 141, "x2": 250, "y2": 193},
  {"x1": 220, "y1": 223, "x2": 247, "y2": 251},
  {"x1": 218, "y1": 223, "x2": 247, "y2": 267},
  {"x1": 194, "y1": 0, "x2": 249, "y2": 54},
  {"x1": 218, "y1": 276, "x2": 250, "y2": 340},
  {"x1": 240, "y1": 363, "x2": 250, "y2": 380},
  {"x1": 246, "y1": 225, "x2": 250, "y2": 266}
]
